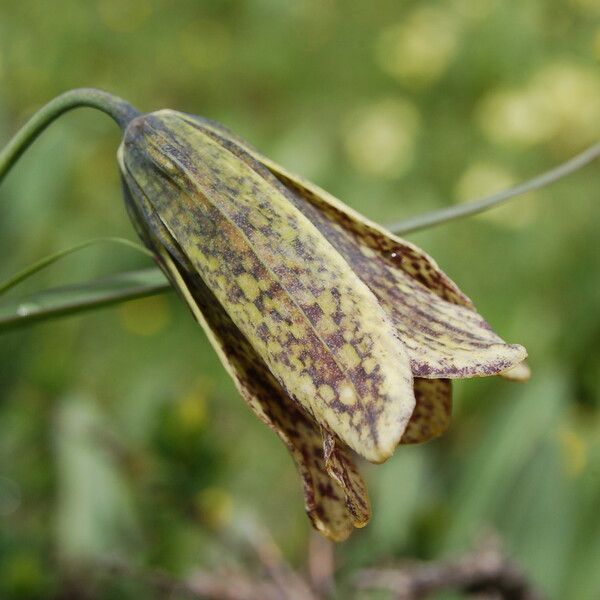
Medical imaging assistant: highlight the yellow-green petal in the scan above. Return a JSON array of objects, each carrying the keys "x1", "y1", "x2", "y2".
[
  {"x1": 120, "y1": 111, "x2": 416, "y2": 463},
  {"x1": 155, "y1": 242, "x2": 370, "y2": 541},
  {"x1": 185, "y1": 116, "x2": 527, "y2": 379},
  {"x1": 500, "y1": 361, "x2": 531, "y2": 382},
  {"x1": 400, "y1": 379, "x2": 452, "y2": 444},
  {"x1": 184, "y1": 114, "x2": 472, "y2": 307},
  {"x1": 323, "y1": 430, "x2": 370, "y2": 527},
  {"x1": 254, "y1": 169, "x2": 526, "y2": 378}
]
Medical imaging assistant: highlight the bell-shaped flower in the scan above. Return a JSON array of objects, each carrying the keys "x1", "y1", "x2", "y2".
[{"x1": 118, "y1": 110, "x2": 527, "y2": 540}]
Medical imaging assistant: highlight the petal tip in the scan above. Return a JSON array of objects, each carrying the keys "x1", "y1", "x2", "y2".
[
  {"x1": 364, "y1": 421, "x2": 410, "y2": 464},
  {"x1": 310, "y1": 518, "x2": 352, "y2": 543},
  {"x1": 500, "y1": 359, "x2": 531, "y2": 382},
  {"x1": 509, "y1": 344, "x2": 528, "y2": 366}
]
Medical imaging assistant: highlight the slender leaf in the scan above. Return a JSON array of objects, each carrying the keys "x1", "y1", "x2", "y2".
[
  {"x1": 389, "y1": 142, "x2": 600, "y2": 234},
  {"x1": 0, "y1": 268, "x2": 170, "y2": 331},
  {"x1": 0, "y1": 237, "x2": 154, "y2": 296}
]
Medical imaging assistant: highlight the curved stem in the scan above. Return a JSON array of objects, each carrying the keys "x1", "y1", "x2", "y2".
[
  {"x1": 0, "y1": 237, "x2": 155, "y2": 297},
  {"x1": 390, "y1": 142, "x2": 600, "y2": 235},
  {"x1": 0, "y1": 88, "x2": 140, "y2": 186},
  {"x1": 0, "y1": 268, "x2": 169, "y2": 332}
]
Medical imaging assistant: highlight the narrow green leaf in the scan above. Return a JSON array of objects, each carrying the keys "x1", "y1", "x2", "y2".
[
  {"x1": 0, "y1": 237, "x2": 155, "y2": 296},
  {"x1": 0, "y1": 268, "x2": 170, "y2": 331},
  {"x1": 441, "y1": 370, "x2": 566, "y2": 553},
  {"x1": 388, "y1": 142, "x2": 600, "y2": 234}
]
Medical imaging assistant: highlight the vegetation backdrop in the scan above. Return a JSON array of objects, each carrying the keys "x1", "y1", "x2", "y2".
[{"x1": 0, "y1": 0, "x2": 599, "y2": 598}]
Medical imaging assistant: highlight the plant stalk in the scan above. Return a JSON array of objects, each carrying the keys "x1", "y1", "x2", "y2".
[
  {"x1": 389, "y1": 142, "x2": 600, "y2": 234},
  {"x1": 0, "y1": 88, "x2": 139, "y2": 186}
]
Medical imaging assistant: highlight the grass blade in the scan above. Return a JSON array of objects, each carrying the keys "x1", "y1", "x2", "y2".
[
  {"x1": 0, "y1": 237, "x2": 154, "y2": 296},
  {"x1": 0, "y1": 268, "x2": 170, "y2": 331}
]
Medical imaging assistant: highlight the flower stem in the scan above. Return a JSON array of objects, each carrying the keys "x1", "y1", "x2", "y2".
[
  {"x1": 0, "y1": 237, "x2": 154, "y2": 297},
  {"x1": 389, "y1": 141, "x2": 600, "y2": 235},
  {"x1": 0, "y1": 268, "x2": 169, "y2": 331},
  {"x1": 0, "y1": 88, "x2": 140, "y2": 186}
]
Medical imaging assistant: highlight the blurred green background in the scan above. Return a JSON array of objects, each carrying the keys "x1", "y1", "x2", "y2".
[{"x1": 1, "y1": 0, "x2": 599, "y2": 598}]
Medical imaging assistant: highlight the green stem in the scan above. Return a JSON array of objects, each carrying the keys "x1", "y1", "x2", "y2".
[
  {"x1": 0, "y1": 237, "x2": 154, "y2": 296},
  {"x1": 0, "y1": 88, "x2": 140, "y2": 186},
  {"x1": 0, "y1": 269, "x2": 169, "y2": 331},
  {"x1": 389, "y1": 142, "x2": 600, "y2": 235}
]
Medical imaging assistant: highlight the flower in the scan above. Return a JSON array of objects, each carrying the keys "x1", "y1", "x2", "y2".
[{"x1": 118, "y1": 110, "x2": 528, "y2": 541}]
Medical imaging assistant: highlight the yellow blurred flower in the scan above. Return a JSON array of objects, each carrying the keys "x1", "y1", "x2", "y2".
[
  {"x1": 195, "y1": 487, "x2": 234, "y2": 529},
  {"x1": 478, "y1": 62, "x2": 600, "y2": 148},
  {"x1": 477, "y1": 89, "x2": 557, "y2": 147},
  {"x1": 534, "y1": 62, "x2": 600, "y2": 145},
  {"x1": 119, "y1": 105, "x2": 526, "y2": 541},
  {"x1": 557, "y1": 427, "x2": 587, "y2": 478},
  {"x1": 375, "y1": 6, "x2": 461, "y2": 87},
  {"x1": 343, "y1": 98, "x2": 420, "y2": 179},
  {"x1": 118, "y1": 295, "x2": 170, "y2": 336},
  {"x1": 176, "y1": 383, "x2": 209, "y2": 432},
  {"x1": 456, "y1": 162, "x2": 516, "y2": 201}
]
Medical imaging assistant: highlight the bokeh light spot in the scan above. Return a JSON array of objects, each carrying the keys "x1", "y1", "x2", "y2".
[
  {"x1": 557, "y1": 427, "x2": 587, "y2": 477},
  {"x1": 477, "y1": 89, "x2": 558, "y2": 147},
  {"x1": 195, "y1": 487, "x2": 234, "y2": 529},
  {"x1": 478, "y1": 62, "x2": 600, "y2": 148},
  {"x1": 375, "y1": 6, "x2": 461, "y2": 87},
  {"x1": 176, "y1": 384, "x2": 209, "y2": 432},
  {"x1": 343, "y1": 98, "x2": 420, "y2": 179},
  {"x1": 118, "y1": 295, "x2": 171, "y2": 336}
]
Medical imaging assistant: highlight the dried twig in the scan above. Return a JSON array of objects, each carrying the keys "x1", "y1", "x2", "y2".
[
  {"x1": 356, "y1": 538, "x2": 544, "y2": 600},
  {"x1": 102, "y1": 557, "x2": 288, "y2": 600},
  {"x1": 98, "y1": 533, "x2": 541, "y2": 600},
  {"x1": 99, "y1": 521, "x2": 319, "y2": 600},
  {"x1": 242, "y1": 522, "x2": 318, "y2": 600}
]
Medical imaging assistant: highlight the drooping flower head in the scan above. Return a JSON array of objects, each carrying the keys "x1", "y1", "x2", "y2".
[{"x1": 118, "y1": 110, "x2": 527, "y2": 540}]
